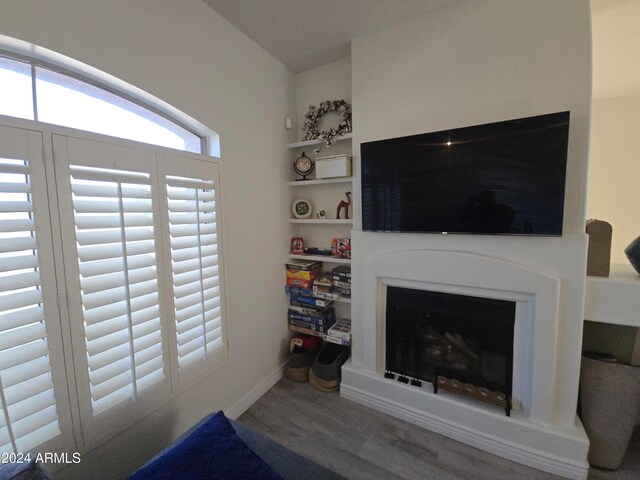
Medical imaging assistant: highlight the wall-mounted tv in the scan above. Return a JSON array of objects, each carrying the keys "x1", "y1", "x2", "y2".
[{"x1": 360, "y1": 111, "x2": 570, "y2": 236}]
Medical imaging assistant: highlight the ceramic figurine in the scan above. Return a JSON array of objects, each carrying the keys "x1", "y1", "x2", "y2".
[{"x1": 336, "y1": 192, "x2": 351, "y2": 219}]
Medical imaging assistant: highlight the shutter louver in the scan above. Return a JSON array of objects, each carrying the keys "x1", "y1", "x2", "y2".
[
  {"x1": 167, "y1": 175, "x2": 223, "y2": 369},
  {"x1": 70, "y1": 165, "x2": 165, "y2": 416},
  {"x1": 0, "y1": 158, "x2": 60, "y2": 454}
]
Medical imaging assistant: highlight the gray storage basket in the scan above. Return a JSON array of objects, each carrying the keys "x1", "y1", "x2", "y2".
[{"x1": 579, "y1": 353, "x2": 640, "y2": 469}]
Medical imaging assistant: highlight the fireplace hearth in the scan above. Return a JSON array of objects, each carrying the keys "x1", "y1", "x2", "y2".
[
  {"x1": 385, "y1": 286, "x2": 516, "y2": 415},
  {"x1": 342, "y1": 240, "x2": 590, "y2": 478}
]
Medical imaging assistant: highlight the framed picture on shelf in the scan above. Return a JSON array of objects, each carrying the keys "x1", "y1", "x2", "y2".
[
  {"x1": 337, "y1": 238, "x2": 351, "y2": 259},
  {"x1": 290, "y1": 237, "x2": 304, "y2": 255}
]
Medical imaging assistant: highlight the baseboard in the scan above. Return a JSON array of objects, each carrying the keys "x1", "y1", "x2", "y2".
[
  {"x1": 340, "y1": 381, "x2": 589, "y2": 480},
  {"x1": 226, "y1": 361, "x2": 286, "y2": 420}
]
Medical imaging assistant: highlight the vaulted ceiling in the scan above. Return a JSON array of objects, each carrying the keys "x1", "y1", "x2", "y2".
[
  {"x1": 203, "y1": 0, "x2": 456, "y2": 72},
  {"x1": 204, "y1": 0, "x2": 640, "y2": 99}
]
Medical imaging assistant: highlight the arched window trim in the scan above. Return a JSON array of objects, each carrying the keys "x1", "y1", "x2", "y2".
[{"x1": 0, "y1": 35, "x2": 220, "y2": 157}]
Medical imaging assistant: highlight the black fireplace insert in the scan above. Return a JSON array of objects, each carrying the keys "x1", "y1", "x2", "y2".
[{"x1": 385, "y1": 286, "x2": 516, "y2": 415}]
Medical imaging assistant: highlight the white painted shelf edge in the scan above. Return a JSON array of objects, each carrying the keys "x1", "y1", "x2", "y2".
[
  {"x1": 287, "y1": 133, "x2": 352, "y2": 149},
  {"x1": 584, "y1": 263, "x2": 640, "y2": 327},
  {"x1": 290, "y1": 219, "x2": 353, "y2": 224},
  {"x1": 335, "y1": 297, "x2": 351, "y2": 304},
  {"x1": 289, "y1": 254, "x2": 351, "y2": 265},
  {"x1": 287, "y1": 177, "x2": 352, "y2": 187}
]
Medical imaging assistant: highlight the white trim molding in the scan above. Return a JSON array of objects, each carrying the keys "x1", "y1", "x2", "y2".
[
  {"x1": 342, "y1": 363, "x2": 590, "y2": 480},
  {"x1": 226, "y1": 362, "x2": 286, "y2": 420}
]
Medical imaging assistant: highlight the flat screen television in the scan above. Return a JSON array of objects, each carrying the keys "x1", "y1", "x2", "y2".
[{"x1": 360, "y1": 111, "x2": 570, "y2": 236}]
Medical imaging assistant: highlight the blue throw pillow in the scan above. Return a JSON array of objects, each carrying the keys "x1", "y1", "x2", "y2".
[{"x1": 129, "y1": 411, "x2": 284, "y2": 480}]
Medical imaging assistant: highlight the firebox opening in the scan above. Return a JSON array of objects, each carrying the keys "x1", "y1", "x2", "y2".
[{"x1": 385, "y1": 286, "x2": 516, "y2": 415}]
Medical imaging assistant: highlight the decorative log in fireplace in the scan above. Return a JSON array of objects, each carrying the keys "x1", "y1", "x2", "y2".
[{"x1": 385, "y1": 286, "x2": 516, "y2": 416}]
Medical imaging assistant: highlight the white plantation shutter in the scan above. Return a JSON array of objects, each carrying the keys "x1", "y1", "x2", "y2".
[
  {"x1": 70, "y1": 165, "x2": 166, "y2": 415},
  {"x1": 53, "y1": 136, "x2": 171, "y2": 443},
  {"x1": 0, "y1": 159, "x2": 59, "y2": 454},
  {"x1": 51, "y1": 136, "x2": 226, "y2": 445},
  {"x1": 167, "y1": 176, "x2": 222, "y2": 367},
  {"x1": 0, "y1": 127, "x2": 73, "y2": 456},
  {"x1": 159, "y1": 154, "x2": 227, "y2": 384}
]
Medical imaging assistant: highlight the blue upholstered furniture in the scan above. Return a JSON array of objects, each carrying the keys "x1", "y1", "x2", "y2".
[
  {"x1": 130, "y1": 411, "x2": 344, "y2": 480},
  {"x1": 0, "y1": 412, "x2": 343, "y2": 480},
  {"x1": 0, "y1": 460, "x2": 53, "y2": 480}
]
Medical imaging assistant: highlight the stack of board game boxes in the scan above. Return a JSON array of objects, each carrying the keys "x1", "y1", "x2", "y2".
[
  {"x1": 310, "y1": 264, "x2": 351, "y2": 301},
  {"x1": 331, "y1": 265, "x2": 351, "y2": 299},
  {"x1": 285, "y1": 260, "x2": 352, "y2": 345},
  {"x1": 323, "y1": 317, "x2": 351, "y2": 346},
  {"x1": 285, "y1": 259, "x2": 336, "y2": 337}
]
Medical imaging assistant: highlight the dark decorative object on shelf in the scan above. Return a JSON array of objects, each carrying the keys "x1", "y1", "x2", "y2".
[
  {"x1": 304, "y1": 248, "x2": 333, "y2": 256},
  {"x1": 585, "y1": 219, "x2": 612, "y2": 277},
  {"x1": 336, "y1": 191, "x2": 351, "y2": 219},
  {"x1": 625, "y1": 235, "x2": 640, "y2": 275},
  {"x1": 302, "y1": 100, "x2": 352, "y2": 152},
  {"x1": 293, "y1": 152, "x2": 314, "y2": 181}
]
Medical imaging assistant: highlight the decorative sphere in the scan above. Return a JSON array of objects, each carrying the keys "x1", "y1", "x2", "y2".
[{"x1": 624, "y1": 235, "x2": 640, "y2": 275}]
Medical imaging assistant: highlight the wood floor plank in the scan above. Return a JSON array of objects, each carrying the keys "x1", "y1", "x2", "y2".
[{"x1": 238, "y1": 378, "x2": 638, "y2": 480}]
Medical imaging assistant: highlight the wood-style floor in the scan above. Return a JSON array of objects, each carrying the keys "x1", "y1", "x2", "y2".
[{"x1": 238, "y1": 378, "x2": 640, "y2": 480}]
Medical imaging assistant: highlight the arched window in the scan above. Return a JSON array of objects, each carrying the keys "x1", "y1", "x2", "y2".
[
  {"x1": 0, "y1": 56, "x2": 203, "y2": 153},
  {"x1": 0, "y1": 48, "x2": 225, "y2": 459}
]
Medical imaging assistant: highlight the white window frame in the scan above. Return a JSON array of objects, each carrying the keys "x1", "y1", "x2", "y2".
[
  {"x1": 0, "y1": 41, "x2": 220, "y2": 156},
  {"x1": 0, "y1": 54, "x2": 207, "y2": 155}
]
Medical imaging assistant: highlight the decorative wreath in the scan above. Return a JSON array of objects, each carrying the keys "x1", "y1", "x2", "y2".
[{"x1": 302, "y1": 99, "x2": 352, "y2": 147}]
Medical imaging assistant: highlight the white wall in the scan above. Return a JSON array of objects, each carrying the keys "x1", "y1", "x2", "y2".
[
  {"x1": 0, "y1": 1, "x2": 294, "y2": 478},
  {"x1": 294, "y1": 57, "x2": 351, "y2": 141},
  {"x1": 351, "y1": 0, "x2": 592, "y2": 233},
  {"x1": 587, "y1": 94, "x2": 640, "y2": 264},
  {"x1": 345, "y1": 0, "x2": 592, "y2": 476}
]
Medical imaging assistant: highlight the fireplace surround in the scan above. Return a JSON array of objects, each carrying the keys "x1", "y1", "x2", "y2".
[{"x1": 341, "y1": 231, "x2": 591, "y2": 479}]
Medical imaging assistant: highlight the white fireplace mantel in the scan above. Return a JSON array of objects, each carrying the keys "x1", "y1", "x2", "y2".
[{"x1": 342, "y1": 230, "x2": 590, "y2": 479}]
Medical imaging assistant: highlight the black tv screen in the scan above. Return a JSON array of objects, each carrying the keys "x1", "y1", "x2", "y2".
[{"x1": 361, "y1": 111, "x2": 570, "y2": 236}]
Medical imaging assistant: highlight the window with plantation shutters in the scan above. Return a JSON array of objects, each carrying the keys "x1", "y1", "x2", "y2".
[
  {"x1": 166, "y1": 174, "x2": 223, "y2": 371},
  {"x1": 52, "y1": 137, "x2": 228, "y2": 446},
  {"x1": 0, "y1": 157, "x2": 60, "y2": 453},
  {"x1": 0, "y1": 50, "x2": 222, "y2": 456},
  {"x1": 69, "y1": 164, "x2": 166, "y2": 416}
]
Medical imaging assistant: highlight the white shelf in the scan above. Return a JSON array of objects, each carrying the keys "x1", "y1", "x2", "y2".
[
  {"x1": 584, "y1": 263, "x2": 640, "y2": 327},
  {"x1": 285, "y1": 130, "x2": 352, "y2": 328},
  {"x1": 289, "y1": 254, "x2": 351, "y2": 265},
  {"x1": 290, "y1": 219, "x2": 353, "y2": 225},
  {"x1": 287, "y1": 133, "x2": 352, "y2": 149},
  {"x1": 287, "y1": 177, "x2": 352, "y2": 187}
]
